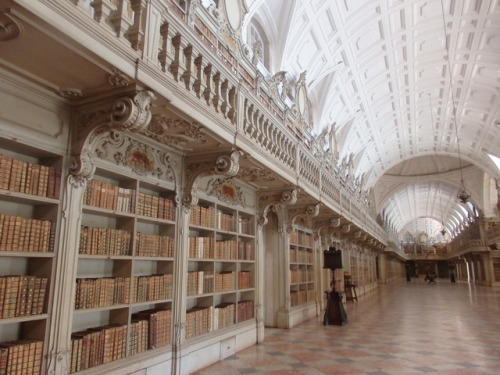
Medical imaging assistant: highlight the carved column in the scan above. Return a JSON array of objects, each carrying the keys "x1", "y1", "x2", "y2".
[{"x1": 47, "y1": 158, "x2": 94, "y2": 375}]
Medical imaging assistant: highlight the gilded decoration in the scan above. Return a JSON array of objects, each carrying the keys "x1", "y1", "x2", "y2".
[
  {"x1": 114, "y1": 140, "x2": 173, "y2": 180},
  {"x1": 236, "y1": 167, "x2": 275, "y2": 183},
  {"x1": 143, "y1": 115, "x2": 207, "y2": 151},
  {"x1": 208, "y1": 177, "x2": 244, "y2": 206}
]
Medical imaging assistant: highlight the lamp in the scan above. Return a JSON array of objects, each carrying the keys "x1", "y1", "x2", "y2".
[{"x1": 440, "y1": 0, "x2": 470, "y2": 204}]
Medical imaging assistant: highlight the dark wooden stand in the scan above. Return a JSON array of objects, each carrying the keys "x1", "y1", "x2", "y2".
[{"x1": 323, "y1": 270, "x2": 348, "y2": 326}]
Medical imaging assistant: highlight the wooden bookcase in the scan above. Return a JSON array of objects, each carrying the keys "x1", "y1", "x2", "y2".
[
  {"x1": 0, "y1": 138, "x2": 63, "y2": 375},
  {"x1": 186, "y1": 198, "x2": 255, "y2": 339},
  {"x1": 289, "y1": 229, "x2": 314, "y2": 307},
  {"x1": 70, "y1": 168, "x2": 176, "y2": 373}
]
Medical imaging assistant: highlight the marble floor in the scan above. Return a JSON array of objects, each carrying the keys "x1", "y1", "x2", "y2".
[{"x1": 193, "y1": 279, "x2": 500, "y2": 375}]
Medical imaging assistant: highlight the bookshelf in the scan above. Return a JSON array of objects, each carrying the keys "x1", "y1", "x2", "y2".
[
  {"x1": 186, "y1": 199, "x2": 255, "y2": 340},
  {"x1": 0, "y1": 139, "x2": 63, "y2": 375},
  {"x1": 289, "y1": 229, "x2": 315, "y2": 307},
  {"x1": 71, "y1": 169, "x2": 177, "y2": 372}
]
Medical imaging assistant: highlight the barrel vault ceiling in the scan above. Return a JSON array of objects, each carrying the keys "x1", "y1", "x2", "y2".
[{"x1": 244, "y1": 0, "x2": 500, "y2": 240}]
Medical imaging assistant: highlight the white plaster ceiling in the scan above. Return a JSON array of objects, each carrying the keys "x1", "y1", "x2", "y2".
[{"x1": 244, "y1": 0, "x2": 500, "y2": 239}]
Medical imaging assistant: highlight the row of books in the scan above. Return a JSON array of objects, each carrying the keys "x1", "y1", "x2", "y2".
[
  {"x1": 187, "y1": 271, "x2": 213, "y2": 296},
  {"x1": 290, "y1": 231, "x2": 313, "y2": 247},
  {"x1": 74, "y1": 277, "x2": 130, "y2": 310},
  {"x1": 128, "y1": 320, "x2": 148, "y2": 356},
  {"x1": 0, "y1": 275, "x2": 47, "y2": 319},
  {"x1": 137, "y1": 193, "x2": 175, "y2": 221},
  {"x1": 238, "y1": 242, "x2": 255, "y2": 261},
  {"x1": 289, "y1": 248, "x2": 313, "y2": 264},
  {"x1": 237, "y1": 300, "x2": 254, "y2": 322},
  {"x1": 131, "y1": 308, "x2": 171, "y2": 349},
  {"x1": 136, "y1": 232, "x2": 174, "y2": 258},
  {"x1": 0, "y1": 339, "x2": 43, "y2": 375},
  {"x1": 290, "y1": 269, "x2": 314, "y2": 284},
  {"x1": 132, "y1": 274, "x2": 173, "y2": 303},
  {"x1": 215, "y1": 241, "x2": 255, "y2": 261},
  {"x1": 0, "y1": 153, "x2": 61, "y2": 199},
  {"x1": 79, "y1": 226, "x2": 132, "y2": 256},
  {"x1": 215, "y1": 240, "x2": 238, "y2": 260},
  {"x1": 189, "y1": 205, "x2": 216, "y2": 227},
  {"x1": 213, "y1": 303, "x2": 235, "y2": 330},
  {"x1": 188, "y1": 236, "x2": 214, "y2": 259},
  {"x1": 238, "y1": 271, "x2": 252, "y2": 289},
  {"x1": 0, "y1": 214, "x2": 55, "y2": 253},
  {"x1": 84, "y1": 179, "x2": 135, "y2": 213},
  {"x1": 69, "y1": 324, "x2": 127, "y2": 373},
  {"x1": 290, "y1": 289, "x2": 315, "y2": 307},
  {"x1": 238, "y1": 217, "x2": 253, "y2": 236},
  {"x1": 216, "y1": 211, "x2": 237, "y2": 232},
  {"x1": 185, "y1": 301, "x2": 254, "y2": 339},
  {"x1": 188, "y1": 237, "x2": 255, "y2": 261},
  {"x1": 214, "y1": 271, "x2": 235, "y2": 293},
  {"x1": 185, "y1": 306, "x2": 212, "y2": 339},
  {"x1": 189, "y1": 206, "x2": 254, "y2": 235}
]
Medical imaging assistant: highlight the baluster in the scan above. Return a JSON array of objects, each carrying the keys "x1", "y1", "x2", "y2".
[
  {"x1": 170, "y1": 34, "x2": 182, "y2": 81},
  {"x1": 128, "y1": 0, "x2": 147, "y2": 51},
  {"x1": 158, "y1": 22, "x2": 169, "y2": 72},
  {"x1": 212, "y1": 72, "x2": 221, "y2": 112},
  {"x1": 192, "y1": 54, "x2": 203, "y2": 98},
  {"x1": 109, "y1": 0, "x2": 129, "y2": 37},
  {"x1": 203, "y1": 64, "x2": 213, "y2": 105},
  {"x1": 227, "y1": 86, "x2": 237, "y2": 123},
  {"x1": 181, "y1": 45, "x2": 194, "y2": 90},
  {"x1": 220, "y1": 79, "x2": 228, "y2": 116}
]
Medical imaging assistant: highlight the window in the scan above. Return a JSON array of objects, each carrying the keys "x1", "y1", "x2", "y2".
[{"x1": 249, "y1": 20, "x2": 269, "y2": 69}]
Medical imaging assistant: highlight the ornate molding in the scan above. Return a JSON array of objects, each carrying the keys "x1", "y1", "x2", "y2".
[
  {"x1": 70, "y1": 91, "x2": 157, "y2": 182},
  {"x1": 68, "y1": 152, "x2": 96, "y2": 188},
  {"x1": 142, "y1": 116, "x2": 207, "y2": 151},
  {"x1": 183, "y1": 150, "x2": 242, "y2": 209},
  {"x1": 0, "y1": 11, "x2": 23, "y2": 41},
  {"x1": 108, "y1": 68, "x2": 130, "y2": 87},
  {"x1": 341, "y1": 224, "x2": 351, "y2": 233},
  {"x1": 110, "y1": 91, "x2": 156, "y2": 132},
  {"x1": 236, "y1": 167, "x2": 275, "y2": 184},
  {"x1": 257, "y1": 188, "x2": 298, "y2": 228},
  {"x1": 207, "y1": 177, "x2": 244, "y2": 206}
]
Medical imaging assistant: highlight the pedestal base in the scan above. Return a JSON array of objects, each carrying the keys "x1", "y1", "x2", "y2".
[{"x1": 323, "y1": 291, "x2": 348, "y2": 326}]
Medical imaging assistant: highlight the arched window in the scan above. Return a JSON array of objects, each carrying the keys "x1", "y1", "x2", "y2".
[{"x1": 249, "y1": 20, "x2": 270, "y2": 70}]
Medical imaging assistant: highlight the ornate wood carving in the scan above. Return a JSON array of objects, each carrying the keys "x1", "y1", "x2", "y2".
[{"x1": 183, "y1": 150, "x2": 242, "y2": 210}]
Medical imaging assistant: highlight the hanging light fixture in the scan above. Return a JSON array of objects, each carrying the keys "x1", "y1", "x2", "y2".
[{"x1": 440, "y1": 0, "x2": 470, "y2": 204}]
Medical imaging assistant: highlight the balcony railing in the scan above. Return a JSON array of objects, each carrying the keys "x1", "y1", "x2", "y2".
[{"x1": 43, "y1": 0, "x2": 386, "y2": 243}]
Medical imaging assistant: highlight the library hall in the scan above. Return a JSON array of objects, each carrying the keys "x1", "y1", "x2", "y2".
[{"x1": 0, "y1": 0, "x2": 499, "y2": 375}]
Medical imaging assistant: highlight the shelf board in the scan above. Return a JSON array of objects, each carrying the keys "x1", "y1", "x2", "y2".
[
  {"x1": 78, "y1": 254, "x2": 133, "y2": 260},
  {"x1": 0, "y1": 251, "x2": 54, "y2": 258},
  {"x1": 136, "y1": 215, "x2": 176, "y2": 225},
  {"x1": 0, "y1": 314, "x2": 49, "y2": 325},
  {"x1": 133, "y1": 256, "x2": 174, "y2": 261},
  {"x1": 74, "y1": 304, "x2": 129, "y2": 314},
  {"x1": 0, "y1": 189, "x2": 59, "y2": 205},
  {"x1": 82, "y1": 205, "x2": 135, "y2": 218},
  {"x1": 237, "y1": 232, "x2": 255, "y2": 239},
  {"x1": 189, "y1": 224, "x2": 216, "y2": 231},
  {"x1": 130, "y1": 298, "x2": 173, "y2": 307}
]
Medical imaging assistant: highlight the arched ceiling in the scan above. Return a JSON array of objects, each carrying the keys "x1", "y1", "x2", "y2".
[{"x1": 244, "y1": 0, "x2": 500, "y2": 239}]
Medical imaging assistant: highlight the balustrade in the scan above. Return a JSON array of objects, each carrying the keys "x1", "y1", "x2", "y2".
[{"x1": 55, "y1": 0, "x2": 384, "y2": 241}]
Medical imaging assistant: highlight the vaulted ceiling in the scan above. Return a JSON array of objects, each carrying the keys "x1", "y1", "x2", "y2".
[{"x1": 244, "y1": 0, "x2": 500, "y2": 240}]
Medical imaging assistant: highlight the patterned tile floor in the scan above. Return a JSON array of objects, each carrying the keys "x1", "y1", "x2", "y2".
[{"x1": 193, "y1": 279, "x2": 500, "y2": 375}]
